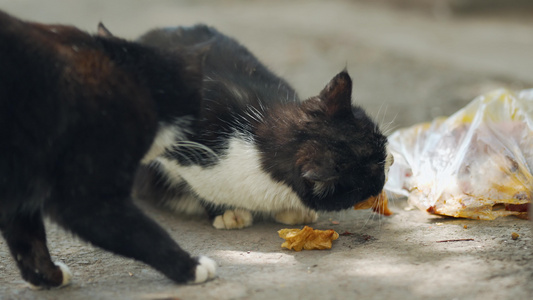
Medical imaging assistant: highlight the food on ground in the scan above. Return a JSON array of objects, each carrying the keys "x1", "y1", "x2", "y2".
[{"x1": 278, "y1": 226, "x2": 339, "y2": 251}]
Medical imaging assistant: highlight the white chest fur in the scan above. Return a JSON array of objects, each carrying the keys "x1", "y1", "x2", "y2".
[
  {"x1": 156, "y1": 136, "x2": 306, "y2": 213},
  {"x1": 141, "y1": 117, "x2": 193, "y2": 164}
]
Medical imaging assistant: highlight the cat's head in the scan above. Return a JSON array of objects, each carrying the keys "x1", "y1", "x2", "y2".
[{"x1": 257, "y1": 71, "x2": 393, "y2": 211}]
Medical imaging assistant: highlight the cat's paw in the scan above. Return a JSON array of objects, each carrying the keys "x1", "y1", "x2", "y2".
[
  {"x1": 55, "y1": 262, "x2": 72, "y2": 287},
  {"x1": 28, "y1": 261, "x2": 72, "y2": 290},
  {"x1": 274, "y1": 209, "x2": 318, "y2": 225},
  {"x1": 212, "y1": 209, "x2": 253, "y2": 229},
  {"x1": 190, "y1": 256, "x2": 217, "y2": 284}
]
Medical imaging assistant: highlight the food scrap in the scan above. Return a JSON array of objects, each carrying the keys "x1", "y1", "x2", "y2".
[
  {"x1": 511, "y1": 232, "x2": 520, "y2": 240},
  {"x1": 353, "y1": 190, "x2": 393, "y2": 216},
  {"x1": 278, "y1": 226, "x2": 339, "y2": 251}
]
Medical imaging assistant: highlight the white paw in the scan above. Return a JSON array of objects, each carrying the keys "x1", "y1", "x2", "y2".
[
  {"x1": 28, "y1": 261, "x2": 72, "y2": 290},
  {"x1": 212, "y1": 209, "x2": 253, "y2": 230},
  {"x1": 55, "y1": 262, "x2": 72, "y2": 287},
  {"x1": 274, "y1": 209, "x2": 318, "y2": 225},
  {"x1": 190, "y1": 256, "x2": 217, "y2": 284}
]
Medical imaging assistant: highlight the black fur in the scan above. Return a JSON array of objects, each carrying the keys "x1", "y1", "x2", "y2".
[
  {"x1": 135, "y1": 25, "x2": 388, "y2": 218},
  {"x1": 0, "y1": 11, "x2": 205, "y2": 288}
]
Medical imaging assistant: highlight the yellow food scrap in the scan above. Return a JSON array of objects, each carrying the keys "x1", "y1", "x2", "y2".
[
  {"x1": 353, "y1": 190, "x2": 393, "y2": 216},
  {"x1": 512, "y1": 232, "x2": 520, "y2": 240},
  {"x1": 278, "y1": 226, "x2": 339, "y2": 251}
]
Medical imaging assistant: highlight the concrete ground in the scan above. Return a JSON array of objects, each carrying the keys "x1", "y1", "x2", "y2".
[{"x1": 0, "y1": 0, "x2": 532, "y2": 299}]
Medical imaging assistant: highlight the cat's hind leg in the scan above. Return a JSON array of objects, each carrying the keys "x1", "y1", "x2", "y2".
[
  {"x1": 212, "y1": 209, "x2": 253, "y2": 230},
  {"x1": 0, "y1": 210, "x2": 71, "y2": 289},
  {"x1": 46, "y1": 191, "x2": 215, "y2": 284},
  {"x1": 274, "y1": 209, "x2": 318, "y2": 225},
  {"x1": 200, "y1": 201, "x2": 253, "y2": 230}
]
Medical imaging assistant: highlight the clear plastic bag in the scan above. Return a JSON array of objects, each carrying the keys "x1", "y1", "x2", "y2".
[{"x1": 385, "y1": 89, "x2": 533, "y2": 220}]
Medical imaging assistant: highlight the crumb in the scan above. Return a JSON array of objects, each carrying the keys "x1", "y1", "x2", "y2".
[
  {"x1": 331, "y1": 220, "x2": 340, "y2": 225},
  {"x1": 464, "y1": 225, "x2": 468, "y2": 229},
  {"x1": 512, "y1": 232, "x2": 520, "y2": 240}
]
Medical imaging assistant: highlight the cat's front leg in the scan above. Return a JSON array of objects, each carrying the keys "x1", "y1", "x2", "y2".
[
  {"x1": 274, "y1": 209, "x2": 318, "y2": 225},
  {"x1": 212, "y1": 209, "x2": 253, "y2": 230},
  {"x1": 0, "y1": 210, "x2": 72, "y2": 289},
  {"x1": 47, "y1": 191, "x2": 216, "y2": 284}
]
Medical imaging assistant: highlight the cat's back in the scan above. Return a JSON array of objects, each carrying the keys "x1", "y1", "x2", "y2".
[
  {"x1": 0, "y1": 11, "x2": 137, "y2": 116},
  {"x1": 0, "y1": 10, "x2": 108, "y2": 80},
  {"x1": 0, "y1": 11, "x2": 152, "y2": 135},
  {"x1": 0, "y1": 11, "x2": 156, "y2": 182},
  {"x1": 138, "y1": 24, "x2": 299, "y2": 153},
  {"x1": 139, "y1": 25, "x2": 260, "y2": 85},
  {"x1": 139, "y1": 25, "x2": 298, "y2": 108}
]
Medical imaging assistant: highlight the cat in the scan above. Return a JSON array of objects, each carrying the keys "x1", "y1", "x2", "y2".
[
  {"x1": 0, "y1": 11, "x2": 216, "y2": 289},
  {"x1": 133, "y1": 25, "x2": 394, "y2": 230}
]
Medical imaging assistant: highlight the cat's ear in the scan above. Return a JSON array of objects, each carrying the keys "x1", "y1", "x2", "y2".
[
  {"x1": 319, "y1": 70, "x2": 353, "y2": 117},
  {"x1": 97, "y1": 22, "x2": 114, "y2": 37}
]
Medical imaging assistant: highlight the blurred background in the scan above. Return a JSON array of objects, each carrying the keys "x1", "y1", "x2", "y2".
[{"x1": 1, "y1": 0, "x2": 532, "y2": 129}]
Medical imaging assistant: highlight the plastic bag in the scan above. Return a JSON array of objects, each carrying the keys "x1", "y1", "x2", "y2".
[{"x1": 385, "y1": 89, "x2": 533, "y2": 220}]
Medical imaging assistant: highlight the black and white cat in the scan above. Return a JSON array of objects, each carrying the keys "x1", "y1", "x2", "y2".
[
  {"x1": 0, "y1": 12, "x2": 215, "y2": 289},
  {"x1": 134, "y1": 25, "x2": 394, "y2": 230}
]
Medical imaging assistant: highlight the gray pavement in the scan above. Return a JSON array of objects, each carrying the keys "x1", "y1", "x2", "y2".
[{"x1": 0, "y1": 1, "x2": 532, "y2": 299}]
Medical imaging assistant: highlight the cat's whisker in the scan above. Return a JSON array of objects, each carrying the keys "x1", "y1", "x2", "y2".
[
  {"x1": 170, "y1": 150, "x2": 194, "y2": 164},
  {"x1": 383, "y1": 125, "x2": 398, "y2": 137},
  {"x1": 382, "y1": 125, "x2": 395, "y2": 137},
  {"x1": 375, "y1": 102, "x2": 385, "y2": 125},
  {"x1": 380, "y1": 112, "x2": 398, "y2": 136},
  {"x1": 374, "y1": 102, "x2": 396, "y2": 136},
  {"x1": 361, "y1": 209, "x2": 374, "y2": 230},
  {"x1": 381, "y1": 104, "x2": 389, "y2": 128},
  {"x1": 170, "y1": 141, "x2": 219, "y2": 164},
  {"x1": 244, "y1": 106, "x2": 265, "y2": 124},
  {"x1": 203, "y1": 76, "x2": 217, "y2": 83},
  {"x1": 252, "y1": 105, "x2": 265, "y2": 118},
  {"x1": 169, "y1": 147, "x2": 199, "y2": 164}
]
